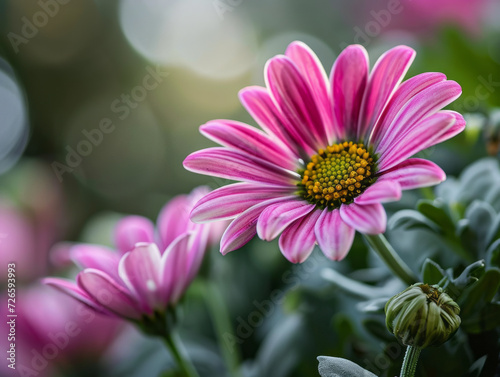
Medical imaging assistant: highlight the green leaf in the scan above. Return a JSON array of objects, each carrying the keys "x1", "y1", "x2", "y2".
[
  {"x1": 486, "y1": 214, "x2": 500, "y2": 249},
  {"x1": 389, "y1": 209, "x2": 441, "y2": 232},
  {"x1": 459, "y1": 268, "x2": 500, "y2": 316},
  {"x1": 486, "y1": 239, "x2": 500, "y2": 268},
  {"x1": 317, "y1": 357, "x2": 377, "y2": 377},
  {"x1": 464, "y1": 356, "x2": 486, "y2": 377},
  {"x1": 417, "y1": 199, "x2": 455, "y2": 234},
  {"x1": 421, "y1": 259, "x2": 446, "y2": 285},
  {"x1": 362, "y1": 318, "x2": 393, "y2": 342},
  {"x1": 461, "y1": 302, "x2": 500, "y2": 333},
  {"x1": 465, "y1": 201, "x2": 496, "y2": 253}
]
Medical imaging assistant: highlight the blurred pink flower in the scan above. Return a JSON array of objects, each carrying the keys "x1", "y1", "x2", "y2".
[
  {"x1": 1, "y1": 285, "x2": 120, "y2": 377},
  {"x1": 363, "y1": 0, "x2": 490, "y2": 36},
  {"x1": 0, "y1": 160, "x2": 64, "y2": 284},
  {"x1": 44, "y1": 187, "x2": 222, "y2": 320},
  {"x1": 183, "y1": 42, "x2": 465, "y2": 263}
]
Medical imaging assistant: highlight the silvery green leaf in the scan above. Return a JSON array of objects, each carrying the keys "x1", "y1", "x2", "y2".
[
  {"x1": 417, "y1": 199, "x2": 455, "y2": 234},
  {"x1": 422, "y1": 258, "x2": 446, "y2": 285},
  {"x1": 389, "y1": 209, "x2": 441, "y2": 232},
  {"x1": 317, "y1": 357, "x2": 376, "y2": 377},
  {"x1": 465, "y1": 201, "x2": 496, "y2": 252}
]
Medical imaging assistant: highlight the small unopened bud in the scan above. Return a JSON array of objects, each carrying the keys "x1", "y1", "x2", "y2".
[{"x1": 385, "y1": 283, "x2": 461, "y2": 349}]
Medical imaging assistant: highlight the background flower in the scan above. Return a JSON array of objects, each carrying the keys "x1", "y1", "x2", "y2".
[{"x1": 44, "y1": 187, "x2": 222, "y2": 320}]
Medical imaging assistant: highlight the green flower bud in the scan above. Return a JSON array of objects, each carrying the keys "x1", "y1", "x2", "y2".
[{"x1": 385, "y1": 283, "x2": 461, "y2": 349}]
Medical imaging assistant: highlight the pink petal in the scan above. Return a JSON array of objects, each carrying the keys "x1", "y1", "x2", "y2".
[
  {"x1": 314, "y1": 209, "x2": 355, "y2": 261},
  {"x1": 77, "y1": 269, "x2": 142, "y2": 319},
  {"x1": 354, "y1": 180, "x2": 402, "y2": 205},
  {"x1": 183, "y1": 147, "x2": 299, "y2": 186},
  {"x1": 70, "y1": 244, "x2": 121, "y2": 281},
  {"x1": 114, "y1": 216, "x2": 155, "y2": 254},
  {"x1": 161, "y1": 233, "x2": 193, "y2": 305},
  {"x1": 278, "y1": 209, "x2": 321, "y2": 263},
  {"x1": 339, "y1": 202, "x2": 387, "y2": 235},
  {"x1": 157, "y1": 194, "x2": 192, "y2": 251},
  {"x1": 357, "y1": 46, "x2": 415, "y2": 140},
  {"x1": 285, "y1": 41, "x2": 334, "y2": 143},
  {"x1": 191, "y1": 182, "x2": 294, "y2": 223},
  {"x1": 220, "y1": 197, "x2": 291, "y2": 255},
  {"x1": 239, "y1": 86, "x2": 305, "y2": 156},
  {"x1": 200, "y1": 120, "x2": 297, "y2": 170},
  {"x1": 379, "y1": 111, "x2": 465, "y2": 171},
  {"x1": 369, "y1": 72, "x2": 447, "y2": 147},
  {"x1": 43, "y1": 277, "x2": 110, "y2": 315},
  {"x1": 330, "y1": 44, "x2": 369, "y2": 140},
  {"x1": 118, "y1": 243, "x2": 162, "y2": 314},
  {"x1": 265, "y1": 55, "x2": 328, "y2": 150},
  {"x1": 375, "y1": 80, "x2": 462, "y2": 156},
  {"x1": 184, "y1": 226, "x2": 210, "y2": 284},
  {"x1": 257, "y1": 199, "x2": 315, "y2": 241},
  {"x1": 378, "y1": 158, "x2": 446, "y2": 190}
]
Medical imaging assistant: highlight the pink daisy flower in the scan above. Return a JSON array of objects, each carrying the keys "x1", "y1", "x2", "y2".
[
  {"x1": 44, "y1": 187, "x2": 220, "y2": 321},
  {"x1": 183, "y1": 43, "x2": 465, "y2": 263}
]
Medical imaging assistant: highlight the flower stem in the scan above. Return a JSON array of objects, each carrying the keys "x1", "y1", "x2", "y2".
[
  {"x1": 203, "y1": 280, "x2": 243, "y2": 377},
  {"x1": 400, "y1": 346, "x2": 421, "y2": 377},
  {"x1": 363, "y1": 234, "x2": 418, "y2": 286},
  {"x1": 162, "y1": 329, "x2": 200, "y2": 377}
]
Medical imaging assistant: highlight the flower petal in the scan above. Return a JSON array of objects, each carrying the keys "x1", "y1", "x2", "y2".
[
  {"x1": 339, "y1": 202, "x2": 386, "y2": 235},
  {"x1": 161, "y1": 233, "x2": 193, "y2": 305},
  {"x1": 239, "y1": 86, "x2": 304, "y2": 156},
  {"x1": 357, "y1": 46, "x2": 415, "y2": 140},
  {"x1": 183, "y1": 147, "x2": 299, "y2": 186},
  {"x1": 265, "y1": 55, "x2": 328, "y2": 150},
  {"x1": 285, "y1": 41, "x2": 334, "y2": 143},
  {"x1": 369, "y1": 72, "x2": 447, "y2": 147},
  {"x1": 314, "y1": 209, "x2": 355, "y2": 261},
  {"x1": 278, "y1": 209, "x2": 321, "y2": 263},
  {"x1": 257, "y1": 199, "x2": 315, "y2": 241},
  {"x1": 114, "y1": 216, "x2": 155, "y2": 254},
  {"x1": 43, "y1": 277, "x2": 110, "y2": 315},
  {"x1": 70, "y1": 244, "x2": 121, "y2": 281},
  {"x1": 220, "y1": 197, "x2": 291, "y2": 255},
  {"x1": 118, "y1": 243, "x2": 162, "y2": 314},
  {"x1": 379, "y1": 111, "x2": 465, "y2": 171},
  {"x1": 77, "y1": 269, "x2": 141, "y2": 319},
  {"x1": 157, "y1": 194, "x2": 192, "y2": 251},
  {"x1": 330, "y1": 44, "x2": 369, "y2": 140},
  {"x1": 354, "y1": 180, "x2": 402, "y2": 205},
  {"x1": 200, "y1": 120, "x2": 297, "y2": 170},
  {"x1": 375, "y1": 80, "x2": 462, "y2": 157},
  {"x1": 191, "y1": 182, "x2": 294, "y2": 223},
  {"x1": 378, "y1": 158, "x2": 446, "y2": 190}
]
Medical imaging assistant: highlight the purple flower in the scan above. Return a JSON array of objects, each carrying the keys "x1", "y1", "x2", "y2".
[
  {"x1": 183, "y1": 43, "x2": 465, "y2": 263},
  {"x1": 44, "y1": 187, "x2": 219, "y2": 321}
]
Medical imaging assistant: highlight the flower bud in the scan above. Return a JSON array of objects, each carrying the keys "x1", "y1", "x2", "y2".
[{"x1": 385, "y1": 283, "x2": 461, "y2": 348}]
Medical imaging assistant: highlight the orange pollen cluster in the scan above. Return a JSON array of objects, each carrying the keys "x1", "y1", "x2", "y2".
[{"x1": 298, "y1": 141, "x2": 376, "y2": 209}]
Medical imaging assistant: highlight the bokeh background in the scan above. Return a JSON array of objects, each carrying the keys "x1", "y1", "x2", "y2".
[{"x1": 1, "y1": 0, "x2": 500, "y2": 376}]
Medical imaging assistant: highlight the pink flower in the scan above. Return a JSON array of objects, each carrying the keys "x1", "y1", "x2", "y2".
[
  {"x1": 44, "y1": 187, "x2": 219, "y2": 320},
  {"x1": 1, "y1": 285, "x2": 120, "y2": 377},
  {"x1": 183, "y1": 43, "x2": 465, "y2": 263}
]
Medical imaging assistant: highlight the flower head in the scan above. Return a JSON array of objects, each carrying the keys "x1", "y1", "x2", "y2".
[
  {"x1": 385, "y1": 283, "x2": 461, "y2": 348},
  {"x1": 44, "y1": 187, "x2": 219, "y2": 321},
  {"x1": 184, "y1": 42, "x2": 465, "y2": 263}
]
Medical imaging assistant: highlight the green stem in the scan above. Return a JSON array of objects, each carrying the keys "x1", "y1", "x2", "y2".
[
  {"x1": 162, "y1": 329, "x2": 200, "y2": 377},
  {"x1": 363, "y1": 234, "x2": 419, "y2": 286},
  {"x1": 400, "y1": 346, "x2": 421, "y2": 377},
  {"x1": 203, "y1": 280, "x2": 243, "y2": 377}
]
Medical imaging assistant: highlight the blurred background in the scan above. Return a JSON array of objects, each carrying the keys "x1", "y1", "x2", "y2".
[{"x1": 1, "y1": 0, "x2": 500, "y2": 376}]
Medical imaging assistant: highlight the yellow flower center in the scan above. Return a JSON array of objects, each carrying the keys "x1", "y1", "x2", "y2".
[{"x1": 298, "y1": 141, "x2": 376, "y2": 209}]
